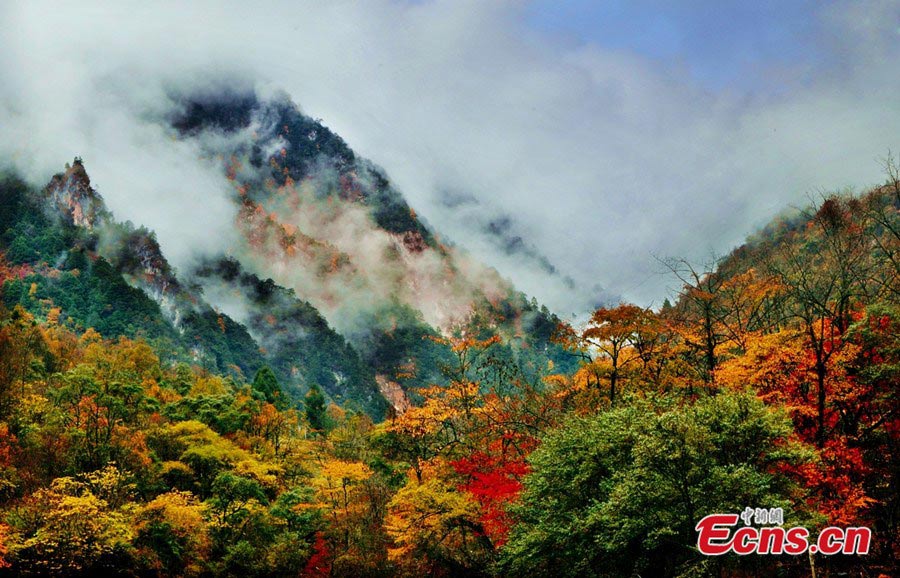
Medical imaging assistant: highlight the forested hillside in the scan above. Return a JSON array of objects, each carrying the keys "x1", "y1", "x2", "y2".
[
  {"x1": 169, "y1": 89, "x2": 579, "y2": 402},
  {"x1": 0, "y1": 146, "x2": 574, "y2": 422},
  {"x1": 0, "y1": 156, "x2": 895, "y2": 576}
]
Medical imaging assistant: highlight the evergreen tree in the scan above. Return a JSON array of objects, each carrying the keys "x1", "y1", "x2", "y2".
[
  {"x1": 304, "y1": 383, "x2": 327, "y2": 433},
  {"x1": 251, "y1": 366, "x2": 283, "y2": 407}
]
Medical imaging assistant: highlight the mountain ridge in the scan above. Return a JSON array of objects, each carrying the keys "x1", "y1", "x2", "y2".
[{"x1": 0, "y1": 88, "x2": 575, "y2": 418}]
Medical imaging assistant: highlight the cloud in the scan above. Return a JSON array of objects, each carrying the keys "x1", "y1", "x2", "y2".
[{"x1": 0, "y1": 0, "x2": 898, "y2": 313}]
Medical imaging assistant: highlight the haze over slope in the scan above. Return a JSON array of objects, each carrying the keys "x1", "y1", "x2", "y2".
[
  {"x1": 0, "y1": 87, "x2": 575, "y2": 418},
  {"x1": 2, "y1": 2, "x2": 899, "y2": 312}
]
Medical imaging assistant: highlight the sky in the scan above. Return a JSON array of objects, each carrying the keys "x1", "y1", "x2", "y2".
[
  {"x1": 526, "y1": 0, "x2": 826, "y2": 90},
  {"x1": 1, "y1": 0, "x2": 899, "y2": 315}
]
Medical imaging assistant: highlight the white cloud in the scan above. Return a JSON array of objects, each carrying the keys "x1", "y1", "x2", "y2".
[{"x1": 1, "y1": 0, "x2": 898, "y2": 312}]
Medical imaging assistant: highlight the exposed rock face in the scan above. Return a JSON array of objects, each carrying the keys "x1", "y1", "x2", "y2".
[
  {"x1": 44, "y1": 158, "x2": 106, "y2": 229},
  {"x1": 22, "y1": 92, "x2": 572, "y2": 419},
  {"x1": 116, "y1": 230, "x2": 185, "y2": 327},
  {"x1": 376, "y1": 374, "x2": 411, "y2": 415},
  {"x1": 43, "y1": 159, "x2": 186, "y2": 327}
]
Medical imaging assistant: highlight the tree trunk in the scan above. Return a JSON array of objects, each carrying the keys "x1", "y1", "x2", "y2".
[
  {"x1": 816, "y1": 361, "x2": 827, "y2": 448},
  {"x1": 609, "y1": 370, "x2": 616, "y2": 405}
]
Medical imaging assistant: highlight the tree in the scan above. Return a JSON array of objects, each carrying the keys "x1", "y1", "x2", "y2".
[
  {"x1": 450, "y1": 442, "x2": 529, "y2": 548},
  {"x1": 310, "y1": 458, "x2": 376, "y2": 575},
  {"x1": 863, "y1": 152, "x2": 900, "y2": 299},
  {"x1": 661, "y1": 258, "x2": 728, "y2": 386},
  {"x1": 557, "y1": 304, "x2": 659, "y2": 403},
  {"x1": 765, "y1": 195, "x2": 873, "y2": 446},
  {"x1": 304, "y1": 384, "x2": 328, "y2": 434},
  {"x1": 248, "y1": 403, "x2": 297, "y2": 456},
  {"x1": 385, "y1": 474, "x2": 491, "y2": 576},
  {"x1": 715, "y1": 329, "x2": 873, "y2": 525},
  {"x1": 0, "y1": 305, "x2": 47, "y2": 415},
  {"x1": 501, "y1": 390, "x2": 815, "y2": 578},
  {"x1": 8, "y1": 472, "x2": 136, "y2": 575},
  {"x1": 713, "y1": 268, "x2": 783, "y2": 352},
  {"x1": 134, "y1": 490, "x2": 210, "y2": 577},
  {"x1": 844, "y1": 303, "x2": 900, "y2": 560},
  {"x1": 251, "y1": 366, "x2": 284, "y2": 408}
]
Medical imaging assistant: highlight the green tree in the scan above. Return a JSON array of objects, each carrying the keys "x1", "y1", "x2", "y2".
[
  {"x1": 501, "y1": 390, "x2": 816, "y2": 578},
  {"x1": 304, "y1": 384, "x2": 328, "y2": 434},
  {"x1": 251, "y1": 366, "x2": 284, "y2": 408}
]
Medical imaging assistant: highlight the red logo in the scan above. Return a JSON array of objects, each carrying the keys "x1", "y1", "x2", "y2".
[{"x1": 696, "y1": 512, "x2": 871, "y2": 556}]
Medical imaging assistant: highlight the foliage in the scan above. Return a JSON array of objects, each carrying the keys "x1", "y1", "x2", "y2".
[
  {"x1": 0, "y1": 165, "x2": 895, "y2": 576},
  {"x1": 501, "y1": 391, "x2": 815, "y2": 578}
]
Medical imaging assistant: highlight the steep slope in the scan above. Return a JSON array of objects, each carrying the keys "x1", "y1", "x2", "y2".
[
  {"x1": 0, "y1": 163, "x2": 265, "y2": 379},
  {"x1": 170, "y1": 89, "x2": 578, "y2": 392},
  {"x1": 0, "y1": 88, "x2": 576, "y2": 419},
  {"x1": 690, "y1": 184, "x2": 899, "y2": 301},
  {"x1": 1, "y1": 159, "x2": 390, "y2": 416},
  {"x1": 192, "y1": 257, "x2": 388, "y2": 415}
]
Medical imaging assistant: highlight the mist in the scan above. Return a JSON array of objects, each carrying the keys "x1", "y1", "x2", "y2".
[{"x1": 1, "y1": 0, "x2": 899, "y2": 313}]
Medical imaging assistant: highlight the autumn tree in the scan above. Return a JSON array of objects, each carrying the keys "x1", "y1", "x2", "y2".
[
  {"x1": 862, "y1": 152, "x2": 900, "y2": 298},
  {"x1": 557, "y1": 304, "x2": 660, "y2": 403},
  {"x1": 385, "y1": 472, "x2": 491, "y2": 576},
  {"x1": 7, "y1": 468, "x2": 136, "y2": 575},
  {"x1": 247, "y1": 402, "x2": 297, "y2": 456},
  {"x1": 837, "y1": 304, "x2": 899, "y2": 560},
  {"x1": 0, "y1": 306, "x2": 48, "y2": 415},
  {"x1": 662, "y1": 258, "x2": 729, "y2": 386},
  {"x1": 765, "y1": 195, "x2": 874, "y2": 446},
  {"x1": 310, "y1": 457, "x2": 378, "y2": 575},
  {"x1": 133, "y1": 490, "x2": 210, "y2": 577}
]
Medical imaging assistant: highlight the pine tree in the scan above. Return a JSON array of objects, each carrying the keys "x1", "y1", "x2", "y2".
[
  {"x1": 304, "y1": 383, "x2": 327, "y2": 434},
  {"x1": 251, "y1": 366, "x2": 283, "y2": 407}
]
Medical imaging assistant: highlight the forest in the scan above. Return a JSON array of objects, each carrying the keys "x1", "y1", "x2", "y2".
[{"x1": 0, "y1": 160, "x2": 896, "y2": 577}]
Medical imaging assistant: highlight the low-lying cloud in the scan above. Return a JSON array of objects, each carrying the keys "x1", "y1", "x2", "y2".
[{"x1": 1, "y1": 0, "x2": 898, "y2": 314}]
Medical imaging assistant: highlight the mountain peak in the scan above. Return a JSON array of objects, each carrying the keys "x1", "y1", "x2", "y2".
[{"x1": 44, "y1": 157, "x2": 107, "y2": 229}]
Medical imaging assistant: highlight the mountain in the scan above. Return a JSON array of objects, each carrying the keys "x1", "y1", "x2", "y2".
[
  {"x1": 0, "y1": 94, "x2": 896, "y2": 577},
  {"x1": 0, "y1": 88, "x2": 575, "y2": 418},
  {"x1": 175, "y1": 89, "x2": 580, "y2": 400},
  {"x1": 191, "y1": 257, "x2": 385, "y2": 414},
  {"x1": 1, "y1": 162, "x2": 264, "y2": 378}
]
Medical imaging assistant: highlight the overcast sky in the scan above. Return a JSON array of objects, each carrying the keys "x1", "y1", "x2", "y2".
[{"x1": 1, "y1": 1, "x2": 899, "y2": 314}]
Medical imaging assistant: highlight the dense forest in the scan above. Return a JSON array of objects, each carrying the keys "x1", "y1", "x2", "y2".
[
  {"x1": 0, "y1": 177, "x2": 894, "y2": 576},
  {"x1": 3, "y1": 0, "x2": 900, "y2": 573},
  {"x1": 0, "y1": 143, "x2": 897, "y2": 575}
]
